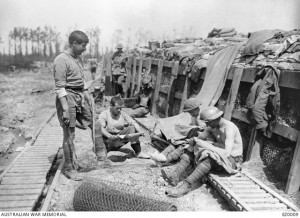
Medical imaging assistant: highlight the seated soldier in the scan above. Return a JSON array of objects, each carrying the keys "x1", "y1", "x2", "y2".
[
  {"x1": 98, "y1": 95, "x2": 149, "y2": 159},
  {"x1": 164, "y1": 106, "x2": 243, "y2": 197},
  {"x1": 150, "y1": 98, "x2": 206, "y2": 165}
]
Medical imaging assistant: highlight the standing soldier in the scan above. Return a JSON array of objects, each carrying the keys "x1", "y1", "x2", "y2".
[
  {"x1": 89, "y1": 56, "x2": 98, "y2": 80},
  {"x1": 53, "y1": 30, "x2": 106, "y2": 181},
  {"x1": 111, "y1": 43, "x2": 126, "y2": 96}
]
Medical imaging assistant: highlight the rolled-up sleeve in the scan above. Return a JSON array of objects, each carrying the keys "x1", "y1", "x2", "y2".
[
  {"x1": 122, "y1": 112, "x2": 136, "y2": 126},
  {"x1": 54, "y1": 57, "x2": 68, "y2": 98},
  {"x1": 98, "y1": 111, "x2": 107, "y2": 128}
]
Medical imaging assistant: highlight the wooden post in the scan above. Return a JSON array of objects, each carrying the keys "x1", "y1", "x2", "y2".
[
  {"x1": 101, "y1": 54, "x2": 106, "y2": 82},
  {"x1": 130, "y1": 58, "x2": 137, "y2": 97},
  {"x1": 151, "y1": 60, "x2": 163, "y2": 115},
  {"x1": 179, "y1": 76, "x2": 189, "y2": 113},
  {"x1": 246, "y1": 129, "x2": 263, "y2": 161},
  {"x1": 224, "y1": 67, "x2": 244, "y2": 120},
  {"x1": 146, "y1": 58, "x2": 152, "y2": 74},
  {"x1": 286, "y1": 134, "x2": 300, "y2": 194},
  {"x1": 104, "y1": 56, "x2": 112, "y2": 96},
  {"x1": 165, "y1": 61, "x2": 179, "y2": 117},
  {"x1": 136, "y1": 58, "x2": 143, "y2": 94},
  {"x1": 125, "y1": 57, "x2": 132, "y2": 98}
]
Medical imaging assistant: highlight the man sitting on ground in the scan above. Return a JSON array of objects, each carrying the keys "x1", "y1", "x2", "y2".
[
  {"x1": 150, "y1": 98, "x2": 206, "y2": 166},
  {"x1": 164, "y1": 106, "x2": 243, "y2": 197},
  {"x1": 98, "y1": 95, "x2": 149, "y2": 160}
]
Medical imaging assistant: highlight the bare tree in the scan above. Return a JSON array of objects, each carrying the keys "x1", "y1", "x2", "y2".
[
  {"x1": 30, "y1": 28, "x2": 36, "y2": 55},
  {"x1": 41, "y1": 25, "x2": 49, "y2": 58},
  {"x1": 54, "y1": 31, "x2": 61, "y2": 56},
  {"x1": 23, "y1": 28, "x2": 29, "y2": 56}
]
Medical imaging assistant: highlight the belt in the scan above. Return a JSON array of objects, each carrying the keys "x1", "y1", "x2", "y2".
[{"x1": 66, "y1": 86, "x2": 84, "y2": 92}]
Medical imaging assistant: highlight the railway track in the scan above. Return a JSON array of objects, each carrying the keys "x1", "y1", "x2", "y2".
[{"x1": 208, "y1": 172, "x2": 299, "y2": 211}]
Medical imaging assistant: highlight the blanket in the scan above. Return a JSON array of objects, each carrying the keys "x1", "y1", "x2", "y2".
[
  {"x1": 242, "y1": 29, "x2": 281, "y2": 56},
  {"x1": 192, "y1": 137, "x2": 238, "y2": 174},
  {"x1": 196, "y1": 42, "x2": 245, "y2": 107}
]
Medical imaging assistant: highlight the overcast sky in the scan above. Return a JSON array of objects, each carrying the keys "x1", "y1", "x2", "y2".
[{"x1": 0, "y1": 0, "x2": 300, "y2": 51}]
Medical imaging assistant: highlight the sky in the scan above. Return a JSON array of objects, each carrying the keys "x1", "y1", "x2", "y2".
[{"x1": 0, "y1": 0, "x2": 300, "y2": 52}]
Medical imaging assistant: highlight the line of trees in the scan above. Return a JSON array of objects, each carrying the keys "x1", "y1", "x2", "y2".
[
  {"x1": 0, "y1": 26, "x2": 102, "y2": 71},
  {"x1": 8, "y1": 26, "x2": 61, "y2": 60}
]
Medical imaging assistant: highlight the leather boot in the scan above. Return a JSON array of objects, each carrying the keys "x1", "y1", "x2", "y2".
[
  {"x1": 63, "y1": 164, "x2": 84, "y2": 181},
  {"x1": 131, "y1": 142, "x2": 141, "y2": 156},
  {"x1": 161, "y1": 168, "x2": 180, "y2": 186},
  {"x1": 131, "y1": 143, "x2": 150, "y2": 159},
  {"x1": 165, "y1": 180, "x2": 192, "y2": 198}
]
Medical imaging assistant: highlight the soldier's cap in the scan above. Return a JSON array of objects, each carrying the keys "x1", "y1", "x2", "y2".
[
  {"x1": 182, "y1": 98, "x2": 202, "y2": 112},
  {"x1": 116, "y1": 43, "x2": 123, "y2": 49}
]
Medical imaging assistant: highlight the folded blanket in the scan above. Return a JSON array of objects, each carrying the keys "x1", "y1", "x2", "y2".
[
  {"x1": 192, "y1": 138, "x2": 238, "y2": 174},
  {"x1": 242, "y1": 29, "x2": 281, "y2": 56}
]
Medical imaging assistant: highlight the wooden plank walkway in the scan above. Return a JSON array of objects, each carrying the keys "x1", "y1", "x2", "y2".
[{"x1": 0, "y1": 116, "x2": 62, "y2": 211}]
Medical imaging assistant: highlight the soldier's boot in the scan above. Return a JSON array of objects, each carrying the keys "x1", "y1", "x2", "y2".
[
  {"x1": 161, "y1": 153, "x2": 191, "y2": 186},
  {"x1": 166, "y1": 157, "x2": 213, "y2": 197},
  {"x1": 165, "y1": 180, "x2": 192, "y2": 198}
]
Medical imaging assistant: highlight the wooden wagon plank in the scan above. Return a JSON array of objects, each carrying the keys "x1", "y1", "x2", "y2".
[
  {"x1": 135, "y1": 58, "x2": 143, "y2": 94},
  {"x1": 5, "y1": 172, "x2": 47, "y2": 177},
  {"x1": 8, "y1": 168, "x2": 49, "y2": 173},
  {"x1": 244, "y1": 172, "x2": 299, "y2": 211},
  {"x1": 2, "y1": 176, "x2": 46, "y2": 182},
  {"x1": 13, "y1": 163, "x2": 51, "y2": 167},
  {"x1": 179, "y1": 76, "x2": 189, "y2": 113},
  {"x1": 0, "y1": 184, "x2": 44, "y2": 190},
  {"x1": 232, "y1": 109, "x2": 299, "y2": 142},
  {"x1": 137, "y1": 58, "x2": 173, "y2": 68},
  {"x1": 104, "y1": 56, "x2": 112, "y2": 96},
  {"x1": 224, "y1": 67, "x2": 243, "y2": 120},
  {"x1": 0, "y1": 207, "x2": 33, "y2": 211},
  {"x1": 130, "y1": 58, "x2": 137, "y2": 97},
  {"x1": 165, "y1": 61, "x2": 179, "y2": 117},
  {"x1": 18, "y1": 157, "x2": 54, "y2": 161},
  {"x1": 150, "y1": 60, "x2": 163, "y2": 115},
  {"x1": 0, "y1": 200, "x2": 36, "y2": 209},
  {"x1": 41, "y1": 158, "x2": 64, "y2": 211},
  {"x1": 125, "y1": 57, "x2": 132, "y2": 97},
  {"x1": 228, "y1": 67, "x2": 300, "y2": 89},
  {"x1": 286, "y1": 133, "x2": 300, "y2": 194},
  {"x1": 1, "y1": 179, "x2": 46, "y2": 185},
  {"x1": 0, "y1": 189, "x2": 42, "y2": 196}
]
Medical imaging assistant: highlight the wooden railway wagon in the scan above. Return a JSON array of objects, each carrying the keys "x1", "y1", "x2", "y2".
[{"x1": 103, "y1": 55, "x2": 300, "y2": 195}]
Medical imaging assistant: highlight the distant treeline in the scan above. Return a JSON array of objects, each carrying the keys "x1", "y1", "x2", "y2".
[{"x1": 0, "y1": 26, "x2": 102, "y2": 71}]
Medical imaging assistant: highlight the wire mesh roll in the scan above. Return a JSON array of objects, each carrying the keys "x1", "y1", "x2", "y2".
[{"x1": 73, "y1": 178, "x2": 177, "y2": 211}]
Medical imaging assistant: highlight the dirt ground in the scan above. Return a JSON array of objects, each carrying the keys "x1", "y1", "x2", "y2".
[
  {"x1": 1, "y1": 67, "x2": 300, "y2": 211},
  {"x1": 0, "y1": 68, "x2": 56, "y2": 173}
]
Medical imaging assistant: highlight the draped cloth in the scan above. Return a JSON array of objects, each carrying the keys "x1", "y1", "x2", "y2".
[{"x1": 196, "y1": 42, "x2": 245, "y2": 107}]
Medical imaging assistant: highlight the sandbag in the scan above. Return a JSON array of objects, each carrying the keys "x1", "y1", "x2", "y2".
[
  {"x1": 219, "y1": 31, "x2": 237, "y2": 37},
  {"x1": 219, "y1": 27, "x2": 235, "y2": 34}
]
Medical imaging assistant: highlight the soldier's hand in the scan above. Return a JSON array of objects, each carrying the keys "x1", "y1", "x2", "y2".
[
  {"x1": 62, "y1": 110, "x2": 70, "y2": 126},
  {"x1": 107, "y1": 134, "x2": 118, "y2": 140},
  {"x1": 83, "y1": 90, "x2": 92, "y2": 106}
]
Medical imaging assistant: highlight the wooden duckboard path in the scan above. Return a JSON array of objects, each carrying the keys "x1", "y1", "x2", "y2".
[{"x1": 0, "y1": 116, "x2": 62, "y2": 211}]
